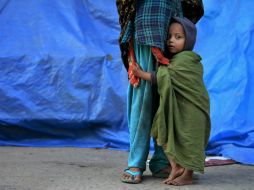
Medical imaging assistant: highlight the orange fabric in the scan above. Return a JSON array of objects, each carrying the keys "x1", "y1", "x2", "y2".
[
  {"x1": 128, "y1": 40, "x2": 140, "y2": 87},
  {"x1": 127, "y1": 41, "x2": 169, "y2": 88},
  {"x1": 151, "y1": 47, "x2": 170, "y2": 65}
]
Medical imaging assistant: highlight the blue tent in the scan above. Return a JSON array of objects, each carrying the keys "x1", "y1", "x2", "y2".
[{"x1": 0, "y1": 0, "x2": 253, "y2": 165}]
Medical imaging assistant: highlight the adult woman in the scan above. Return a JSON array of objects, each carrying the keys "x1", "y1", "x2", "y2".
[{"x1": 116, "y1": 0, "x2": 204, "y2": 184}]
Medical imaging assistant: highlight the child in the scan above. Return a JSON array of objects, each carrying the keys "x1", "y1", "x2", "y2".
[{"x1": 132, "y1": 17, "x2": 211, "y2": 186}]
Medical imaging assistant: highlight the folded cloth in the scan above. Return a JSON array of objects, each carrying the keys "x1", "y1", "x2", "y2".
[
  {"x1": 205, "y1": 156, "x2": 237, "y2": 167},
  {"x1": 205, "y1": 159, "x2": 236, "y2": 167}
]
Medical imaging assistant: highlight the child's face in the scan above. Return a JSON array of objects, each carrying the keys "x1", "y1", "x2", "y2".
[{"x1": 167, "y1": 22, "x2": 185, "y2": 54}]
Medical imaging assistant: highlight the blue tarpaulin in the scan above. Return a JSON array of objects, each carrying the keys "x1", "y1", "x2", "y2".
[{"x1": 0, "y1": 0, "x2": 253, "y2": 165}]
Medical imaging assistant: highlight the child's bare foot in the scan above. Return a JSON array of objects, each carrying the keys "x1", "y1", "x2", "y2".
[
  {"x1": 163, "y1": 159, "x2": 184, "y2": 183},
  {"x1": 165, "y1": 169, "x2": 193, "y2": 186},
  {"x1": 163, "y1": 165, "x2": 184, "y2": 183}
]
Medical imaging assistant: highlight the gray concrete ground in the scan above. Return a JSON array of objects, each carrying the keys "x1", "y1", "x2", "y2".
[{"x1": 0, "y1": 147, "x2": 253, "y2": 190}]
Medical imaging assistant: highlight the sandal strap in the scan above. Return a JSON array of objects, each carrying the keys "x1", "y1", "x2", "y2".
[{"x1": 124, "y1": 169, "x2": 142, "y2": 176}]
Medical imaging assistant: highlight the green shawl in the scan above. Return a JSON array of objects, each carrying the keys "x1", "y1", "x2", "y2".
[{"x1": 151, "y1": 51, "x2": 210, "y2": 172}]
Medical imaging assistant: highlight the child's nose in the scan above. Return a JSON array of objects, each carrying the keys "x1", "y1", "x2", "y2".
[{"x1": 167, "y1": 38, "x2": 173, "y2": 45}]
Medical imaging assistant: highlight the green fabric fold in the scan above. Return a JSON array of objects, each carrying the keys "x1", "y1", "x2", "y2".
[{"x1": 151, "y1": 51, "x2": 210, "y2": 172}]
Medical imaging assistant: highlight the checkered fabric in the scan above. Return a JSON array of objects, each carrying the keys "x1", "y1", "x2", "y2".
[{"x1": 122, "y1": 0, "x2": 183, "y2": 51}]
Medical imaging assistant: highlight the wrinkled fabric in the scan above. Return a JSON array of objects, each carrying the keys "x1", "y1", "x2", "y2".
[
  {"x1": 196, "y1": 1, "x2": 254, "y2": 165},
  {"x1": 0, "y1": 0, "x2": 254, "y2": 166},
  {"x1": 151, "y1": 51, "x2": 210, "y2": 172},
  {"x1": 0, "y1": 0, "x2": 130, "y2": 149},
  {"x1": 149, "y1": 139, "x2": 169, "y2": 174},
  {"x1": 116, "y1": 0, "x2": 136, "y2": 43},
  {"x1": 127, "y1": 41, "x2": 155, "y2": 170},
  {"x1": 124, "y1": 0, "x2": 183, "y2": 51},
  {"x1": 118, "y1": 0, "x2": 183, "y2": 70}
]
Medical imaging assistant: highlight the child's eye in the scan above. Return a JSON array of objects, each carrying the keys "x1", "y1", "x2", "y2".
[{"x1": 175, "y1": 35, "x2": 182, "y2": 39}]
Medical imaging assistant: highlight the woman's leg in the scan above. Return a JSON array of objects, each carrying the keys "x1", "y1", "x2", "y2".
[
  {"x1": 122, "y1": 43, "x2": 155, "y2": 182},
  {"x1": 149, "y1": 139, "x2": 171, "y2": 177}
]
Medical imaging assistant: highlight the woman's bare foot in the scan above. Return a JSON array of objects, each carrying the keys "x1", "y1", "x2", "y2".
[
  {"x1": 163, "y1": 160, "x2": 184, "y2": 184},
  {"x1": 165, "y1": 169, "x2": 193, "y2": 186}
]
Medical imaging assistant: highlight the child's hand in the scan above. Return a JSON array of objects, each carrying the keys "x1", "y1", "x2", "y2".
[
  {"x1": 132, "y1": 65, "x2": 142, "y2": 77},
  {"x1": 128, "y1": 64, "x2": 140, "y2": 88},
  {"x1": 131, "y1": 64, "x2": 152, "y2": 82}
]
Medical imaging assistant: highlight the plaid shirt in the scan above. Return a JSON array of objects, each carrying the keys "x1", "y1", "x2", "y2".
[{"x1": 122, "y1": 0, "x2": 183, "y2": 51}]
